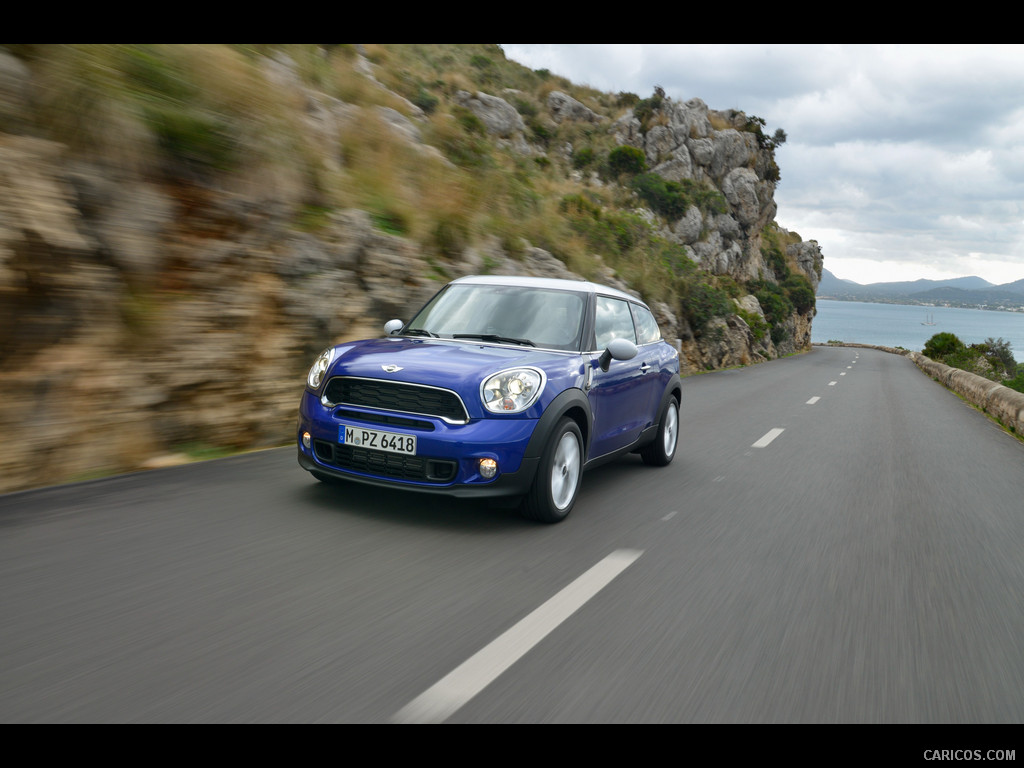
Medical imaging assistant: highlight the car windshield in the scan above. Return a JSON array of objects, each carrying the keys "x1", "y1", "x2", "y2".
[{"x1": 405, "y1": 283, "x2": 587, "y2": 351}]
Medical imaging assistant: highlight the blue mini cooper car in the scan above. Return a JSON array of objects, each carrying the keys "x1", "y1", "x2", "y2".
[{"x1": 297, "y1": 275, "x2": 682, "y2": 523}]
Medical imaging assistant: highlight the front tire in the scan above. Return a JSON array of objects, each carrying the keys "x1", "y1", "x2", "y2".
[
  {"x1": 521, "y1": 418, "x2": 583, "y2": 524},
  {"x1": 641, "y1": 396, "x2": 679, "y2": 467}
]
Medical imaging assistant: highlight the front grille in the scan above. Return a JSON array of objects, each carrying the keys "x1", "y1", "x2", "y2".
[
  {"x1": 314, "y1": 440, "x2": 457, "y2": 483},
  {"x1": 333, "y1": 409, "x2": 435, "y2": 432},
  {"x1": 323, "y1": 377, "x2": 468, "y2": 423}
]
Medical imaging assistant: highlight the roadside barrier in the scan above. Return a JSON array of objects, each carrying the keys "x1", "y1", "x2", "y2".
[{"x1": 814, "y1": 343, "x2": 1024, "y2": 437}]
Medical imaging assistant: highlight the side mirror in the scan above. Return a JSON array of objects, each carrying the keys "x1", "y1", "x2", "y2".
[
  {"x1": 598, "y1": 337, "x2": 638, "y2": 371},
  {"x1": 384, "y1": 319, "x2": 404, "y2": 336}
]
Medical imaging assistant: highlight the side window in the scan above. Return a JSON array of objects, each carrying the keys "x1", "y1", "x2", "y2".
[
  {"x1": 631, "y1": 303, "x2": 662, "y2": 345},
  {"x1": 594, "y1": 296, "x2": 637, "y2": 350}
]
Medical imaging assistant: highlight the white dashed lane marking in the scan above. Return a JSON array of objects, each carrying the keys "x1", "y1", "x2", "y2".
[
  {"x1": 806, "y1": 396, "x2": 820, "y2": 405},
  {"x1": 752, "y1": 428, "x2": 785, "y2": 448},
  {"x1": 391, "y1": 549, "x2": 644, "y2": 724}
]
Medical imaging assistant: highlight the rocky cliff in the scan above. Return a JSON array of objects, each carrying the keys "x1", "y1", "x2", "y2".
[{"x1": 0, "y1": 45, "x2": 822, "y2": 493}]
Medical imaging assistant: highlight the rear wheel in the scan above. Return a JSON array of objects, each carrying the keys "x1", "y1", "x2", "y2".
[
  {"x1": 521, "y1": 418, "x2": 583, "y2": 524},
  {"x1": 641, "y1": 396, "x2": 679, "y2": 467}
]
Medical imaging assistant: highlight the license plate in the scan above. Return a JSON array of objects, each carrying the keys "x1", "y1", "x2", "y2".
[{"x1": 339, "y1": 425, "x2": 417, "y2": 455}]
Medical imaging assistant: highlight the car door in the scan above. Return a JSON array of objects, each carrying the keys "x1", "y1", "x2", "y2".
[
  {"x1": 629, "y1": 300, "x2": 672, "y2": 425},
  {"x1": 587, "y1": 294, "x2": 654, "y2": 459}
]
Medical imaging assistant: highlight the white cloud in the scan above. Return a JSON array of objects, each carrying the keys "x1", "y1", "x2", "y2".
[{"x1": 501, "y1": 44, "x2": 1024, "y2": 286}]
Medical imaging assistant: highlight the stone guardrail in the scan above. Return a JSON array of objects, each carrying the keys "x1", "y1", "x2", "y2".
[{"x1": 815, "y1": 343, "x2": 1024, "y2": 437}]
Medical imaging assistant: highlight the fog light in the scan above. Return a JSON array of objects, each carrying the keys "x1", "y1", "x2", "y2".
[
  {"x1": 479, "y1": 458, "x2": 498, "y2": 479},
  {"x1": 302, "y1": 431, "x2": 312, "y2": 449}
]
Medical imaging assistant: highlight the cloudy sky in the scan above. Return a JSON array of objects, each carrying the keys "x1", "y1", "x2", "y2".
[{"x1": 500, "y1": 44, "x2": 1024, "y2": 287}]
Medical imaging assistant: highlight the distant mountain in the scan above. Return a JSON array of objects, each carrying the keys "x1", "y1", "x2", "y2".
[
  {"x1": 816, "y1": 269, "x2": 1024, "y2": 308},
  {"x1": 870, "y1": 275, "x2": 995, "y2": 293},
  {"x1": 817, "y1": 269, "x2": 859, "y2": 295}
]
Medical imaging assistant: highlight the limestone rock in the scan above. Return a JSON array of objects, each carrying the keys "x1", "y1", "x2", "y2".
[
  {"x1": 0, "y1": 48, "x2": 820, "y2": 493},
  {"x1": 546, "y1": 91, "x2": 603, "y2": 124},
  {"x1": 455, "y1": 90, "x2": 525, "y2": 137}
]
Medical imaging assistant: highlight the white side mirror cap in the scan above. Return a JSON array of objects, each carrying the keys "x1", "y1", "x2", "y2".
[{"x1": 599, "y1": 338, "x2": 638, "y2": 370}]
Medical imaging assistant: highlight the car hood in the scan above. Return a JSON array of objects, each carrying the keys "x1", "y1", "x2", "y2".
[{"x1": 326, "y1": 337, "x2": 583, "y2": 408}]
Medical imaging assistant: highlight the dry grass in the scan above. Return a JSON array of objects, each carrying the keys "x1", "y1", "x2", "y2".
[{"x1": 14, "y1": 43, "x2": 800, "y2": 325}]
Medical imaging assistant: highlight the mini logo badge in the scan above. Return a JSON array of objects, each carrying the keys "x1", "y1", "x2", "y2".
[{"x1": 381, "y1": 364, "x2": 403, "y2": 373}]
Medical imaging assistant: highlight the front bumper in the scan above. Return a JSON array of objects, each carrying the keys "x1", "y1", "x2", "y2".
[
  {"x1": 297, "y1": 449, "x2": 540, "y2": 499},
  {"x1": 297, "y1": 390, "x2": 542, "y2": 499}
]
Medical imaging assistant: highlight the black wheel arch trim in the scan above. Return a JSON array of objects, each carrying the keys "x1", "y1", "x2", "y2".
[
  {"x1": 658, "y1": 373, "x2": 683, "y2": 413},
  {"x1": 525, "y1": 388, "x2": 594, "y2": 461}
]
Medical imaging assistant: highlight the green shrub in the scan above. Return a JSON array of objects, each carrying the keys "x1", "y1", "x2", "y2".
[
  {"x1": 528, "y1": 117, "x2": 554, "y2": 146},
  {"x1": 452, "y1": 105, "x2": 486, "y2": 136},
  {"x1": 923, "y1": 332, "x2": 966, "y2": 359},
  {"x1": 752, "y1": 280, "x2": 794, "y2": 343},
  {"x1": 370, "y1": 209, "x2": 409, "y2": 236},
  {"x1": 982, "y1": 337, "x2": 1017, "y2": 376},
  {"x1": 111, "y1": 45, "x2": 242, "y2": 177},
  {"x1": 924, "y1": 333, "x2": 1022, "y2": 385},
  {"x1": 743, "y1": 115, "x2": 787, "y2": 152},
  {"x1": 716, "y1": 275, "x2": 744, "y2": 299},
  {"x1": 736, "y1": 307, "x2": 768, "y2": 342},
  {"x1": 510, "y1": 96, "x2": 537, "y2": 119},
  {"x1": 651, "y1": 238, "x2": 698, "y2": 275},
  {"x1": 1004, "y1": 369, "x2": 1024, "y2": 394},
  {"x1": 572, "y1": 147, "x2": 595, "y2": 169},
  {"x1": 782, "y1": 274, "x2": 815, "y2": 314},
  {"x1": 688, "y1": 182, "x2": 728, "y2": 215},
  {"x1": 630, "y1": 173, "x2": 688, "y2": 219},
  {"x1": 770, "y1": 323, "x2": 789, "y2": 345},
  {"x1": 143, "y1": 102, "x2": 237, "y2": 175},
  {"x1": 633, "y1": 91, "x2": 664, "y2": 132},
  {"x1": 411, "y1": 87, "x2": 439, "y2": 114},
  {"x1": 607, "y1": 145, "x2": 647, "y2": 177},
  {"x1": 630, "y1": 173, "x2": 726, "y2": 220},
  {"x1": 752, "y1": 282, "x2": 791, "y2": 321},
  {"x1": 599, "y1": 211, "x2": 650, "y2": 253},
  {"x1": 434, "y1": 120, "x2": 492, "y2": 168},
  {"x1": 761, "y1": 241, "x2": 790, "y2": 281},
  {"x1": 944, "y1": 348, "x2": 991, "y2": 377},
  {"x1": 680, "y1": 277, "x2": 732, "y2": 334},
  {"x1": 120, "y1": 44, "x2": 193, "y2": 101},
  {"x1": 561, "y1": 195, "x2": 649, "y2": 256},
  {"x1": 615, "y1": 91, "x2": 640, "y2": 108}
]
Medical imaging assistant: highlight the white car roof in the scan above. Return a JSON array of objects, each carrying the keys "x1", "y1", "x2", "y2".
[{"x1": 450, "y1": 274, "x2": 643, "y2": 306}]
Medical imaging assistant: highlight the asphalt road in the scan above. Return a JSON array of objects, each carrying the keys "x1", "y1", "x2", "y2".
[{"x1": 2, "y1": 346, "x2": 1023, "y2": 724}]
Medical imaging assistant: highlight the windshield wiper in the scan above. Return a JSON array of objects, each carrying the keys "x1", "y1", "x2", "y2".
[
  {"x1": 453, "y1": 333, "x2": 535, "y2": 347},
  {"x1": 404, "y1": 328, "x2": 438, "y2": 337}
]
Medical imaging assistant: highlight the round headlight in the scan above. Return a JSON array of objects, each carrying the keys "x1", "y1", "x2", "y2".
[
  {"x1": 481, "y1": 368, "x2": 544, "y2": 414},
  {"x1": 307, "y1": 348, "x2": 336, "y2": 389}
]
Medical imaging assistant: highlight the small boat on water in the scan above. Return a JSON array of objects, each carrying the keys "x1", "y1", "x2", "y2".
[{"x1": 922, "y1": 312, "x2": 936, "y2": 326}]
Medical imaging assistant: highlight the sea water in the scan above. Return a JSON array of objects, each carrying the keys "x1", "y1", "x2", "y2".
[{"x1": 811, "y1": 299, "x2": 1024, "y2": 356}]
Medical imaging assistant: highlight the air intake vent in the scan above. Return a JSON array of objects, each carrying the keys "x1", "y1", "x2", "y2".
[{"x1": 323, "y1": 377, "x2": 469, "y2": 423}]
